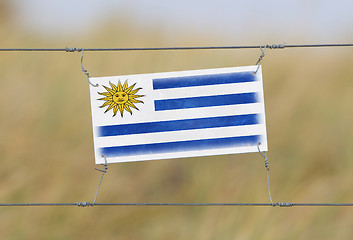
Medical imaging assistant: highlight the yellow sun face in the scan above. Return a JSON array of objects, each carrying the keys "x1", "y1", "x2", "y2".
[
  {"x1": 113, "y1": 91, "x2": 129, "y2": 104},
  {"x1": 98, "y1": 80, "x2": 144, "y2": 117}
]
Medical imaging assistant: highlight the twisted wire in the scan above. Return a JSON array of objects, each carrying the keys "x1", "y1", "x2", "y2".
[
  {"x1": 92, "y1": 155, "x2": 108, "y2": 206},
  {"x1": 257, "y1": 143, "x2": 274, "y2": 205},
  {"x1": 79, "y1": 49, "x2": 98, "y2": 87}
]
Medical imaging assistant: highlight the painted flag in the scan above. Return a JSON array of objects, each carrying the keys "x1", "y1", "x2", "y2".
[{"x1": 89, "y1": 66, "x2": 268, "y2": 164}]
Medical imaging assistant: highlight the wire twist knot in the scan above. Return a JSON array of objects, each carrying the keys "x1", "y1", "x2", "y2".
[
  {"x1": 65, "y1": 47, "x2": 83, "y2": 52},
  {"x1": 274, "y1": 202, "x2": 294, "y2": 207},
  {"x1": 264, "y1": 158, "x2": 270, "y2": 169},
  {"x1": 76, "y1": 202, "x2": 92, "y2": 207},
  {"x1": 266, "y1": 44, "x2": 286, "y2": 49}
]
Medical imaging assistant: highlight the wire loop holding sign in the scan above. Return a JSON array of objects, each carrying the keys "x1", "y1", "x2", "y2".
[
  {"x1": 80, "y1": 49, "x2": 99, "y2": 87},
  {"x1": 253, "y1": 43, "x2": 285, "y2": 74},
  {"x1": 253, "y1": 46, "x2": 267, "y2": 75},
  {"x1": 92, "y1": 155, "x2": 109, "y2": 206},
  {"x1": 257, "y1": 142, "x2": 274, "y2": 206}
]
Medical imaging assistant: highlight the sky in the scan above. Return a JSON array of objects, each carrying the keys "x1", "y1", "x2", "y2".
[{"x1": 10, "y1": 0, "x2": 353, "y2": 43}]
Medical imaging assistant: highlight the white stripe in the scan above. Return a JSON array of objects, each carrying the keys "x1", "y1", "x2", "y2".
[
  {"x1": 94, "y1": 103, "x2": 265, "y2": 127},
  {"x1": 95, "y1": 123, "x2": 266, "y2": 148},
  {"x1": 145, "y1": 102, "x2": 265, "y2": 123},
  {"x1": 90, "y1": 66, "x2": 258, "y2": 85},
  {"x1": 150, "y1": 103, "x2": 265, "y2": 123},
  {"x1": 95, "y1": 143, "x2": 267, "y2": 164}
]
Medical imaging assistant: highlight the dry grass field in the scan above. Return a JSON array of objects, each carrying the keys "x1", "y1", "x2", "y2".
[{"x1": 1, "y1": 10, "x2": 353, "y2": 240}]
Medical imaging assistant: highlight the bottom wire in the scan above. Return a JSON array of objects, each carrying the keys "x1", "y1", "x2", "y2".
[{"x1": 1, "y1": 202, "x2": 353, "y2": 207}]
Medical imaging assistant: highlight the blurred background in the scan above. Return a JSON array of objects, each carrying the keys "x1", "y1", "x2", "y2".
[{"x1": 1, "y1": 0, "x2": 353, "y2": 239}]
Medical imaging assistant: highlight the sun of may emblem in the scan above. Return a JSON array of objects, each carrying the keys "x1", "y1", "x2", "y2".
[{"x1": 98, "y1": 80, "x2": 144, "y2": 117}]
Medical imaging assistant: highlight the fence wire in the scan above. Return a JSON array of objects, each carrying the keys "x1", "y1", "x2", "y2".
[
  {"x1": 0, "y1": 43, "x2": 352, "y2": 52},
  {"x1": 1, "y1": 202, "x2": 353, "y2": 207}
]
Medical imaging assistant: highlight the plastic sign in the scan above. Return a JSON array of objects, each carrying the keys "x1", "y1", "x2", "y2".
[{"x1": 89, "y1": 66, "x2": 268, "y2": 164}]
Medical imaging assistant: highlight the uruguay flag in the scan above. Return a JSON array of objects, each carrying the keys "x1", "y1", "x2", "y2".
[{"x1": 89, "y1": 66, "x2": 267, "y2": 164}]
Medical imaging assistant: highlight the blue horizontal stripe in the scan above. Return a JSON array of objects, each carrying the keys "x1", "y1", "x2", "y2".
[
  {"x1": 100, "y1": 135, "x2": 260, "y2": 158},
  {"x1": 155, "y1": 92, "x2": 257, "y2": 111},
  {"x1": 153, "y1": 71, "x2": 254, "y2": 90},
  {"x1": 98, "y1": 114, "x2": 259, "y2": 137}
]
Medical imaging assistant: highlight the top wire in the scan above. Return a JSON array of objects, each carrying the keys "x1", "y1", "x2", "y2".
[{"x1": 0, "y1": 43, "x2": 352, "y2": 52}]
